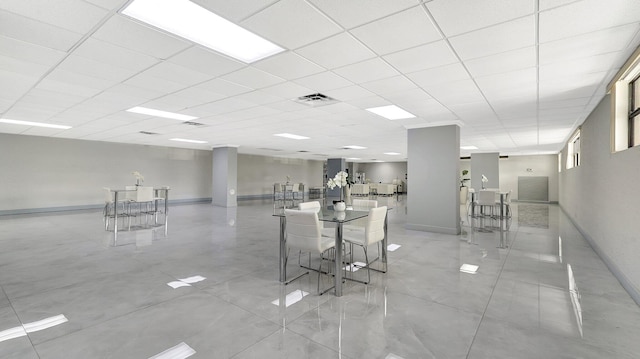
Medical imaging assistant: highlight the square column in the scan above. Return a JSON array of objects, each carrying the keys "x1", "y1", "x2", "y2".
[
  {"x1": 212, "y1": 146, "x2": 237, "y2": 207},
  {"x1": 406, "y1": 125, "x2": 461, "y2": 235},
  {"x1": 326, "y1": 158, "x2": 346, "y2": 200}
]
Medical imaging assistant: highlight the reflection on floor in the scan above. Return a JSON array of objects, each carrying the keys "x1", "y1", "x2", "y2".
[{"x1": 1, "y1": 197, "x2": 640, "y2": 358}]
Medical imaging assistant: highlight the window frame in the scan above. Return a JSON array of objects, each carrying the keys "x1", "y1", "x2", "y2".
[{"x1": 629, "y1": 74, "x2": 640, "y2": 148}]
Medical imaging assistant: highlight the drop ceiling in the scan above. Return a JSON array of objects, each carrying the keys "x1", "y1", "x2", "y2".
[{"x1": 1, "y1": 0, "x2": 639, "y2": 161}]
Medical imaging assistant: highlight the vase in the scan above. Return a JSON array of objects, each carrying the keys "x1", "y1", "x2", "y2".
[{"x1": 334, "y1": 201, "x2": 346, "y2": 212}]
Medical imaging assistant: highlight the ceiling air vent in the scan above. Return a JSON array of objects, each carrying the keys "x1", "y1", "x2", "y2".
[
  {"x1": 295, "y1": 93, "x2": 337, "y2": 107},
  {"x1": 183, "y1": 121, "x2": 205, "y2": 126},
  {"x1": 258, "y1": 147, "x2": 283, "y2": 152},
  {"x1": 139, "y1": 131, "x2": 158, "y2": 135}
]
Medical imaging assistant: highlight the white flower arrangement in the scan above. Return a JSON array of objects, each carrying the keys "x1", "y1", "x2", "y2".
[
  {"x1": 132, "y1": 171, "x2": 144, "y2": 185},
  {"x1": 327, "y1": 170, "x2": 348, "y2": 190},
  {"x1": 481, "y1": 174, "x2": 488, "y2": 183}
]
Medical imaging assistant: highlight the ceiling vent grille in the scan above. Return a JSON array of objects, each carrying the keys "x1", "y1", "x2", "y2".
[
  {"x1": 139, "y1": 131, "x2": 158, "y2": 135},
  {"x1": 183, "y1": 121, "x2": 205, "y2": 126},
  {"x1": 295, "y1": 93, "x2": 337, "y2": 107},
  {"x1": 257, "y1": 147, "x2": 283, "y2": 152}
]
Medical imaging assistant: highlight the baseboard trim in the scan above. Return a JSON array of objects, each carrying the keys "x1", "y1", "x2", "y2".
[
  {"x1": 559, "y1": 205, "x2": 640, "y2": 306},
  {"x1": 0, "y1": 198, "x2": 212, "y2": 216}
]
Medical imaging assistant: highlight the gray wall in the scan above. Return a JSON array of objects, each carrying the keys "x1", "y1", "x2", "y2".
[
  {"x1": 236, "y1": 154, "x2": 324, "y2": 198},
  {"x1": 461, "y1": 155, "x2": 559, "y2": 202},
  {"x1": 0, "y1": 133, "x2": 212, "y2": 213},
  {"x1": 559, "y1": 94, "x2": 640, "y2": 303},
  {"x1": 354, "y1": 162, "x2": 407, "y2": 185}
]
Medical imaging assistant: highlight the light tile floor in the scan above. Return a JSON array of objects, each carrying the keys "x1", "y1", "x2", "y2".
[{"x1": 1, "y1": 196, "x2": 640, "y2": 358}]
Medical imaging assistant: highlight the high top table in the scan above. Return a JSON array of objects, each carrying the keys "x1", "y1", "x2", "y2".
[
  {"x1": 110, "y1": 187, "x2": 169, "y2": 246},
  {"x1": 274, "y1": 206, "x2": 390, "y2": 297}
]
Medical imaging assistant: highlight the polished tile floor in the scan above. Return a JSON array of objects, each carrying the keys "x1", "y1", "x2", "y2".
[{"x1": 1, "y1": 196, "x2": 640, "y2": 358}]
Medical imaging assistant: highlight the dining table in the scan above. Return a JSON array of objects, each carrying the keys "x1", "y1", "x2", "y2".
[
  {"x1": 273, "y1": 205, "x2": 390, "y2": 297},
  {"x1": 470, "y1": 190, "x2": 510, "y2": 219}
]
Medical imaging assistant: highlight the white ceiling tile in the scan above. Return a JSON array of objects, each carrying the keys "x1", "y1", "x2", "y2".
[
  {"x1": 57, "y1": 54, "x2": 139, "y2": 83},
  {"x1": 293, "y1": 71, "x2": 353, "y2": 92},
  {"x1": 36, "y1": 76, "x2": 103, "y2": 98},
  {"x1": 123, "y1": 72, "x2": 187, "y2": 94},
  {"x1": 266, "y1": 100, "x2": 313, "y2": 112},
  {"x1": 20, "y1": 88, "x2": 86, "y2": 109},
  {"x1": 253, "y1": 52, "x2": 325, "y2": 80},
  {"x1": 0, "y1": 34, "x2": 66, "y2": 67},
  {"x1": 167, "y1": 46, "x2": 246, "y2": 77},
  {"x1": 260, "y1": 82, "x2": 313, "y2": 99},
  {"x1": 74, "y1": 37, "x2": 159, "y2": 72},
  {"x1": 241, "y1": 0, "x2": 342, "y2": 49},
  {"x1": 221, "y1": 67, "x2": 286, "y2": 89},
  {"x1": 539, "y1": 0, "x2": 640, "y2": 43},
  {"x1": 92, "y1": 15, "x2": 191, "y2": 60},
  {"x1": 308, "y1": 0, "x2": 417, "y2": 29},
  {"x1": 383, "y1": 41, "x2": 458, "y2": 74},
  {"x1": 449, "y1": 101, "x2": 498, "y2": 123},
  {"x1": 539, "y1": 24, "x2": 640, "y2": 65},
  {"x1": 0, "y1": 9, "x2": 83, "y2": 52},
  {"x1": 195, "y1": 78, "x2": 253, "y2": 97},
  {"x1": 426, "y1": 0, "x2": 534, "y2": 36},
  {"x1": 324, "y1": 86, "x2": 375, "y2": 102},
  {"x1": 139, "y1": 62, "x2": 213, "y2": 86},
  {"x1": 351, "y1": 6, "x2": 441, "y2": 55},
  {"x1": 83, "y1": 0, "x2": 128, "y2": 11},
  {"x1": 407, "y1": 63, "x2": 469, "y2": 88},
  {"x1": 476, "y1": 68, "x2": 537, "y2": 100},
  {"x1": 539, "y1": 97, "x2": 591, "y2": 110},
  {"x1": 465, "y1": 46, "x2": 536, "y2": 77},
  {"x1": 0, "y1": 54, "x2": 51, "y2": 79},
  {"x1": 360, "y1": 76, "x2": 417, "y2": 95},
  {"x1": 449, "y1": 16, "x2": 535, "y2": 60},
  {"x1": 539, "y1": 53, "x2": 620, "y2": 82},
  {"x1": 423, "y1": 78, "x2": 486, "y2": 105},
  {"x1": 333, "y1": 58, "x2": 399, "y2": 84},
  {"x1": 343, "y1": 95, "x2": 389, "y2": 110},
  {"x1": 383, "y1": 88, "x2": 433, "y2": 108},
  {"x1": 188, "y1": 97, "x2": 257, "y2": 117},
  {"x1": 192, "y1": 0, "x2": 279, "y2": 22},
  {"x1": 295, "y1": 33, "x2": 376, "y2": 69},
  {"x1": 0, "y1": 0, "x2": 108, "y2": 33},
  {"x1": 235, "y1": 90, "x2": 284, "y2": 106}
]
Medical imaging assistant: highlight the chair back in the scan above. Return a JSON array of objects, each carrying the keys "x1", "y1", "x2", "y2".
[
  {"x1": 299, "y1": 201, "x2": 321, "y2": 211},
  {"x1": 125, "y1": 186, "x2": 137, "y2": 201},
  {"x1": 477, "y1": 190, "x2": 495, "y2": 206},
  {"x1": 352, "y1": 199, "x2": 378, "y2": 210},
  {"x1": 285, "y1": 209, "x2": 323, "y2": 253},
  {"x1": 135, "y1": 186, "x2": 154, "y2": 202},
  {"x1": 103, "y1": 188, "x2": 113, "y2": 203},
  {"x1": 364, "y1": 206, "x2": 387, "y2": 246}
]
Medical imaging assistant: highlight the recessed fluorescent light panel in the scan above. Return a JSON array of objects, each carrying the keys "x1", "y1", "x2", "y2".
[
  {"x1": 0, "y1": 119, "x2": 71, "y2": 129},
  {"x1": 126, "y1": 107, "x2": 197, "y2": 121},
  {"x1": 461, "y1": 146, "x2": 478, "y2": 150},
  {"x1": 384, "y1": 152, "x2": 401, "y2": 155},
  {"x1": 170, "y1": 138, "x2": 208, "y2": 144},
  {"x1": 274, "y1": 133, "x2": 309, "y2": 140},
  {"x1": 366, "y1": 105, "x2": 416, "y2": 120},
  {"x1": 121, "y1": 0, "x2": 284, "y2": 63},
  {"x1": 347, "y1": 157, "x2": 361, "y2": 160},
  {"x1": 343, "y1": 145, "x2": 367, "y2": 150}
]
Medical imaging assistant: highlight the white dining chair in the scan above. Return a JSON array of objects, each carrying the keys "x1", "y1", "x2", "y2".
[
  {"x1": 102, "y1": 187, "x2": 128, "y2": 231},
  {"x1": 344, "y1": 199, "x2": 378, "y2": 232},
  {"x1": 342, "y1": 206, "x2": 387, "y2": 284},
  {"x1": 298, "y1": 201, "x2": 335, "y2": 238},
  {"x1": 284, "y1": 209, "x2": 336, "y2": 294},
  {"x1": 476, "y1": 190, "x2": 497, "y2": 218},
  {"x1": 495, "y1": 190, "x2": 512, "y2": 218}
]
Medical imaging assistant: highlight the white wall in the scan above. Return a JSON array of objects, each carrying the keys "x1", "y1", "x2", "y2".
[
  {"x1": 559, "y1": 94, "x2": 640, "y2": 302},
  {"x1": 236, "y1": 154, "x2": 324, "y2": 198},
  {"x1": 498, "y1": 155, "x2": 559, "y2": 202},
  {"x1": 0, "y1": 134, "x2": 212, "y2": 213}
]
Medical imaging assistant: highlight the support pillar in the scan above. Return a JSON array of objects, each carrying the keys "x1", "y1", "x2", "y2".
[{"x1": 212, "y1": 146, "x2": 237, "y2": 207}]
